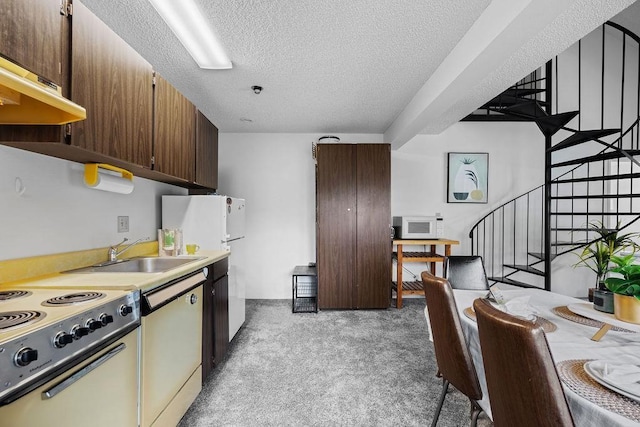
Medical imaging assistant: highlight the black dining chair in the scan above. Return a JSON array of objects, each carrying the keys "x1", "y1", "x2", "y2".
[
  {"x1": 473, "y1": 298, "x2": 575, "y2": 427},
  {"x1": 443, "y1": 256, "x2": 490, "y2": 290},
  {"x1": 422, "y1": 271, "x2": 484, "y2": 427}
]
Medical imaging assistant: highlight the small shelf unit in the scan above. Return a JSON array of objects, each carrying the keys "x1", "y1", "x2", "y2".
[
  {"x1": 292, "y1": 265, "x2": 318, "y2": 313},
  {"x1": 392, "y1": 239, "x2": 460, "y2": 309}
]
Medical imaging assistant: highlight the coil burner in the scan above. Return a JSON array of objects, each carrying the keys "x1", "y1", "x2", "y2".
[
  {"x1": 42, "y1": 292, "x2": 106, "y2": 307},
  {"x1": 0, "y1": 310, "x2": 46, "y2": 331},
  {"x1": 0, "y1": 290, "x2": 32, "y2": 301}
]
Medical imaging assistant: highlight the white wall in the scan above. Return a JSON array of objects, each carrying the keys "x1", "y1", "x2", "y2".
[
  {"x1": 392, "y1": 121, "x2": 545, "y2": 281},
  {"x1": 0, "y1": 145, "x2": 186, "y2": 261},
  {"x1": 219, "y1": 124, "x2": 545, "y2": 299}
]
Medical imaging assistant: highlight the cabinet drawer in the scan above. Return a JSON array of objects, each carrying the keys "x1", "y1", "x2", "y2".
[{"x1": 212, "y1": 257, "x2": 229, "y2": 282}]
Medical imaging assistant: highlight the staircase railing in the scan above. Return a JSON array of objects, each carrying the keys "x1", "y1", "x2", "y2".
[
  {"x1": 469, "y1": 21, "x2": 640, "y2": 292},
  {"x1": 469, "y1": 183, "x2": 546, "y2": 288}
]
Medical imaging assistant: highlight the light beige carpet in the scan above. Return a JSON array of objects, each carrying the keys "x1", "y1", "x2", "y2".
[{"x1": 179, "y1": 299, "x2": 492, "y2": 426}]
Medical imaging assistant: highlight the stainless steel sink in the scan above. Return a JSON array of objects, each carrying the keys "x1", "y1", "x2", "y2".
[{"x1": 66, "y1": 257, "x2": 206, "y2": 273}]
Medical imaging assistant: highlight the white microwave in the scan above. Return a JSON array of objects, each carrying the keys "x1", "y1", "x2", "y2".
[{"x1": 393, "y1": 216, "x2": 439, "y2": 239}]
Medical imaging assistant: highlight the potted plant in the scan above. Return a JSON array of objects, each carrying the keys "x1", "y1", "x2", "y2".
[
  {"x1": 573, "y1": 221, "x2": 639, "y2": 313},
  {"x1": 604, "y1": 254, "x2": 640, "y2": 324}
]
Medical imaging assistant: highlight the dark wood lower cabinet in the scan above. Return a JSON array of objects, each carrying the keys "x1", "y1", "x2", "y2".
[
  {"x1": 316, "y1": 143, "x2": 391, "y2": 309},
  {"x1": 202, "y1": 257, "x2": 229, "y2": 381}
]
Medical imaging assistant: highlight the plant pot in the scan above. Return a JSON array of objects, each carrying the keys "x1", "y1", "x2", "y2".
[
  {"x1": 593, "y1": 289, "x2": 615, "y2": 314},
  {"x1": 613, "y1": 293, "x2": 640, "y2": 324}
]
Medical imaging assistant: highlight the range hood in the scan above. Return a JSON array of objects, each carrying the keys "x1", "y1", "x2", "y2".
[{"x1": 0, "y1": 56, "x2": 86, "y2": 125}]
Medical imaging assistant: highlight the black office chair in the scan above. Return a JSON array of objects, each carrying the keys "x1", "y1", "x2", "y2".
[
  {"x1": 443, "y1": 256, "x2": 489, "y2": 290},
  {"x1": 422, "y1": 271, "x2": 484, "y2": 427}
]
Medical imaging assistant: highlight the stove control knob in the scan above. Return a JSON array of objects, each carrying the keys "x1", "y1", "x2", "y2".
[
  {"x1": 98, "y1": 313, "x2": 114, "y2": 326},
  {"x1": 14, "y1": 347, "x2": 38, "y2": 367},
  {"x1": 71, "y1": 325, "x2": 90, "y2": 340},
  {"x1": 54, "y1": 332, "x2": 73, "y2": 348},
  {"x1": 119, "y1": 305, "x2": 133, "y2": 317},
  {"x1": 85, "y1": 319, "x2": 102, "y2": 331}
]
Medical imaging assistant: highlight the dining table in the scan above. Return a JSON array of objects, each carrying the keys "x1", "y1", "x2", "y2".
[{"x1": 452, "y1": 288, "x2": 640, "y2": 426}]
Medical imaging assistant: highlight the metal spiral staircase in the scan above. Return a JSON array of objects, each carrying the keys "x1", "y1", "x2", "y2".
[{"x1": 468, "y1": 21, "x2": 640, "y2": 292}]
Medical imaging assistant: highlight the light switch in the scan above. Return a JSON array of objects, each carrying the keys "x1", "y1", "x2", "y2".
[{"x1": 117, "y1": 216, "x2": 129, "y2": 233}]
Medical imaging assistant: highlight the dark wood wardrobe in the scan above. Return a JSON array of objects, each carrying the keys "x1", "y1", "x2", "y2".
[{"x1": 316, "y1": 143, "x2": 391, "y2": 309}]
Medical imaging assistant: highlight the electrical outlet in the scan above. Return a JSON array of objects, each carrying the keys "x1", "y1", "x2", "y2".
[{"x1": 117, "y1": 216, "x2": 129, "y2": 233}]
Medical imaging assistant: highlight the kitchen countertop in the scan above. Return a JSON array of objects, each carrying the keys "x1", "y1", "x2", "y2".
[{"x1": 0, "y1": 250, "x2": 229, "y2": 293}]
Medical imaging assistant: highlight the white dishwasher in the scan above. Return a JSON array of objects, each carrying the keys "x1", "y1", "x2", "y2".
[{"x1": 140, "y1": 269, "x2": 205, "y2": 427}]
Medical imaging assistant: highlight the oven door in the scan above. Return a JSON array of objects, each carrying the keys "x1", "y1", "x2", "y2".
[{"x1": 0, "y1": 329, "x2": 139, "y2": 427}]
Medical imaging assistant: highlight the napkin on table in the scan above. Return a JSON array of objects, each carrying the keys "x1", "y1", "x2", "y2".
[
  {"x1": 592, "y1": 360, "x2": 640, "y2": 396},
  {"x1": 500, "y1": 296, "x2": 538, "y2": 321}
]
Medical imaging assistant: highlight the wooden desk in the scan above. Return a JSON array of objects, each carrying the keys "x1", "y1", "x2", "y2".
[{"x1": 392, "y1": 238, "x2": 460, "y2": 308}]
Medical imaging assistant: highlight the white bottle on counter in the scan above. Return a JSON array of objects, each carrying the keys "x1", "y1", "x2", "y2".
[
  {"x1": 174, "y1": 229, "x2": 183, "y2": 256},
  {"x1": 158, "y1": 229, "x2": 167, "y2": 256}
]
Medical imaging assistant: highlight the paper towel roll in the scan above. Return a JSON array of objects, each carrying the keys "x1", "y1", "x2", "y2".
[{"x1": 87, "y1": 172, "x2": 134, "y2": 194}]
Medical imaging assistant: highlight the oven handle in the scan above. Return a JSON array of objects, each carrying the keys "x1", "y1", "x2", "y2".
[{"x1": 42, "y1": 343, "x2": 126, "y2": 400}]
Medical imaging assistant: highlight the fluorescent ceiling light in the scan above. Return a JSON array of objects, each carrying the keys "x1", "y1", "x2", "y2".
[{"x1": 148, "y1": 0, "x2": 232, "y2": 69}]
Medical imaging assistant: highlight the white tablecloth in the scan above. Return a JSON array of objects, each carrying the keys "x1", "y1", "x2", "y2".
[{"x1": 452, "y1": 289, "x2": 640, "y2": 426}]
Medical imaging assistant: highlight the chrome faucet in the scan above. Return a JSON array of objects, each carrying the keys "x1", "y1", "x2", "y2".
[{"x1": 108, "y1": 237, "x2": 150, "y2": 262}]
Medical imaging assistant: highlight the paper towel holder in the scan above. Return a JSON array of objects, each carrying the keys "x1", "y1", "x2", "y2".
[{"x1": 84, "y1": 163, "x2": 134, "y2": 194}]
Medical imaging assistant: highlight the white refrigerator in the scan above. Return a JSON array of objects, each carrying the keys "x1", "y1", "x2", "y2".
[{"x1": 162, "y1": 195, "x2": 246, "y2": 341}]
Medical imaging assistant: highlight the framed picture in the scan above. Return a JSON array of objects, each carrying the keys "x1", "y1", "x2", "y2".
[{"x1": 447, "y1": 152, "x2": 488, "y2": 203}]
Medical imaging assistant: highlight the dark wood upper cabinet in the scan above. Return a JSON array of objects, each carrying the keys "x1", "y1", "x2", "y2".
[
  {"x1": 153, "y1": 74, "x2": 196, "y2": 182},
  {"x1": 0, "y1": 0, "x2": 219, "y2": 189},
  {"x1": 70, "y1": 0, "x2": 153, "y2": 168},
  {"x1": 316, "y1": 143, "x2": 391, "y2": 309},
  {"x1": 0, "y1": 0, "x2": 64, "y2": 87},
  {"x1": 195, "y1": 111, "x2": 219, "y2": 189}
]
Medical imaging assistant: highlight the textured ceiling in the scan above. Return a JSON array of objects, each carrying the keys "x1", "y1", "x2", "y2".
[
  {"x1": 78, "y1": 0, "x2": 638, "y2": 141},
  {"x1": 78, "y1": 0, "x2": 491, "y2": 134}
]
